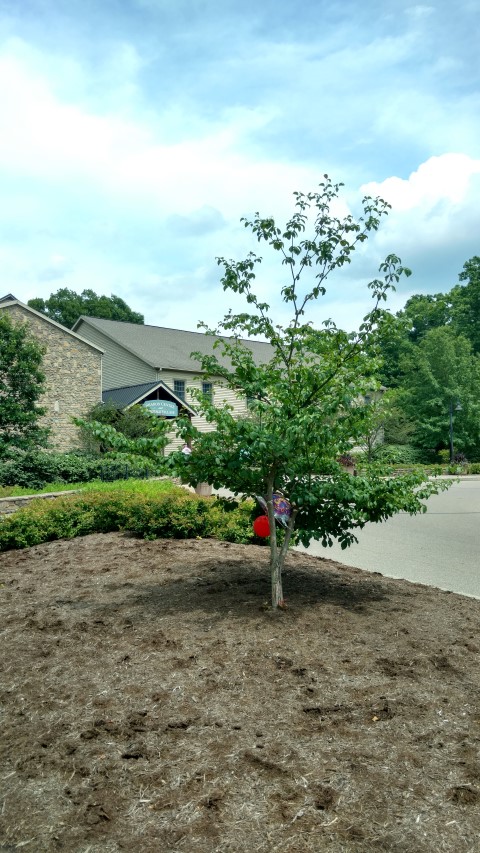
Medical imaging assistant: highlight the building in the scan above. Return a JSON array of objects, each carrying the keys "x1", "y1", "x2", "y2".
[
  {"x1": 0, "y1": 298, "x2": 272, "y2": 453},
  {"x1": 0, "y1": 295, "x2": 103, "y2": 451},
  {"x1": 72, "y1": 316, "x2": 273, "y2": 450}
]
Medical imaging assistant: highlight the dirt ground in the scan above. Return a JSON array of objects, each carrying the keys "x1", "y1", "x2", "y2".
[{"x1": 1, "y1": 533, "x2": 479, "y2": 853}]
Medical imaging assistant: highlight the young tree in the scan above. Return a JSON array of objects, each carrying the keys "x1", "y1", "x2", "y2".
[
  {"x1": 0, "y1": 313, "x2": 49, "y2": 455},
  {"x1": 174, "y1": 177, "x2": 448, "y2": 608},
  {"x1": 28, "y1": 288, "x2": 144, "y2": 329}
]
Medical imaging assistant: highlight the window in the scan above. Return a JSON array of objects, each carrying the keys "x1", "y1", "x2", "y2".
[
  {"x1": 174, "y1": 380, "x2": 185, "y2": 401},
  {"x1": 202, "y1": 381, "x2": 213, "y2": 401}
]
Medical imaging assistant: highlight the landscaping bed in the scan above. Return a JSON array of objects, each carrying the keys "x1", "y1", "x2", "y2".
[{"x1": 1, "y1": 533, "x2": 479, "y2": 852}]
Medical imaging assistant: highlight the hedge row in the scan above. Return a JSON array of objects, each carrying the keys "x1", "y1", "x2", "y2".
[
  {"x1": 0, "y1": 449, "x2": 164, "y2": 491},
  {"x1": 0, "y1": 482, "x2": 258, "y2": 552}
]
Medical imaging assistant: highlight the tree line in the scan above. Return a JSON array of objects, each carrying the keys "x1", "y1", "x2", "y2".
[{"x1": 375, "y1": 256, "x2": 480, "y2": 461}]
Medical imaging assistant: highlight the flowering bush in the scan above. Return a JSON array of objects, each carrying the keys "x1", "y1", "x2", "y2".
[{"x1": 338, "y1": 454, "x2": 356, "y2": 468}]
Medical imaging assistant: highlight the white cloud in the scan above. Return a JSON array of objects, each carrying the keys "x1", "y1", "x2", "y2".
[
  {"x1": 0, "y1": 38, "x2": 314, "y2": 216},
  {"x1": 1, "y1": 1, "x2": 480, "y2": 334},
  {"x1": 362, "y1": 153, "x2": 480, "y2": 230},
  {"x1": 359, "y1": 154, "x2": 480, "y2": 295},
  {"x1": 0, "y1": 49, "x2": 160, "y2": 183}
]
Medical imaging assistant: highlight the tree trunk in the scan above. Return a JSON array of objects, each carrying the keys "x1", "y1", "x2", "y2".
[
  {"x1": 266, "y1": 477, "x2": 298, "y2": 609},
  {"x1": 271, "y1": 554, "x2": 284, "y2": 609},
  {"x1": 265, "y1": 476, "x2": 282, "y2": 608}
]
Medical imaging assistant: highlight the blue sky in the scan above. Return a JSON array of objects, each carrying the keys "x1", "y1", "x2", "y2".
[{"x1": 1, "y1": 0, "x2": 479, "y2": 333}]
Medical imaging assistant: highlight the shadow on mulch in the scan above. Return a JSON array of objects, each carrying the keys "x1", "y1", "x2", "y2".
[{"x1": 98, "y1": 557, "x2": 389, "y2": 623}]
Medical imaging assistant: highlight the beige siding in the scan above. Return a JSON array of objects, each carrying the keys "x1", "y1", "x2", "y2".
[
  {"x1": 161, "y1": 369, "x2": 248, "y2": 453},
  {"x1": 74, "y1": 320, "x2": 157, "y2": 390},
  {"x1": 2, "y1": 305, "x2": 102, "y2": 452}
]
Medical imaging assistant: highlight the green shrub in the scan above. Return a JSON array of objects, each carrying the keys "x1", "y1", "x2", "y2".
[
  {"x1": 375, "y1": 444, "x2": 425, "y2": 465},
  {"x1": 118, "y1": 490, "x2": 209, "y2": 540},
  {"x1": 427, "y1": 464, "x2": 444, "y2": 476},
  {"x1": 0, "y1": 496, "x2": 98, "y2": 550},
  {"x1": 80, "y1": 401, "x2": 160, "y2": 450},
  {"x1": 204, "y1": 497, "x2": 257, "y2": 544},
  {"x1": 0, "y1": 449, "x2": 163, "y2": 490},
  {"x1": 0, "y1": 481, "x2": 257, "y2": 552},
  {"x1": 0, "y1": 450, "x2": 100, "y2": 489}
]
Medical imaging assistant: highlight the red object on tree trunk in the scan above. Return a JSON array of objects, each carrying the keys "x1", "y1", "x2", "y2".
[{"x1": 253, "y1": 515, "x2": 270, "y2": 537}]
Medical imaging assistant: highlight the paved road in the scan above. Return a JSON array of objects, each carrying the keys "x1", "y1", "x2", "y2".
[{"x1": 296, "y1": 477, "x2": 480, "y2": 599}]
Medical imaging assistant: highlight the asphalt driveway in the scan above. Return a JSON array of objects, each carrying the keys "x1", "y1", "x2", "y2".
[{"x1": 297, "y1": 477, "x2": 480, "y2": 599}]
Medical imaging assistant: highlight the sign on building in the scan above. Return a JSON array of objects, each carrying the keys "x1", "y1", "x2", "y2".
[{"x1": 143, "y1": 400, "x2": 178, "y2": 417}]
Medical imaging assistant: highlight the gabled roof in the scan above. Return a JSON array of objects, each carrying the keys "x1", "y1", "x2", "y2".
[
  {"x1": 0, "y1": 295, "x2": 104, "y2": 353},
  {"x1": 72, "y1": 315, "x2": 273, "y2": 372},
  {"x1": 102, "y1": 380, "x2": 197, "y2": 416}
]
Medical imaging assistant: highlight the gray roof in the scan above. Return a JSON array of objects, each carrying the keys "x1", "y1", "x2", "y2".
[
  {"x1": 72, "y1": 316, "x2": 273, "y2": 372},
  {"x1": 102, "y1": 381, "x2": 197, "y2": 415}
]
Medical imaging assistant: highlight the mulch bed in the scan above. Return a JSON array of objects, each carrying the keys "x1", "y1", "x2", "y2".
[{"x1": 1, "y1": 533, "x2": 479, "y2": 852}]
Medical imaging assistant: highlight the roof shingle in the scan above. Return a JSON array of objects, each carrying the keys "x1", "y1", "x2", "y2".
[{"x1": 73, "y1": 316, "x2": 273, "y2": 371}]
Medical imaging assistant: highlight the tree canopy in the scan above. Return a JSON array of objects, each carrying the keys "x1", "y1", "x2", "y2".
[
  {"x1": 28, "y1": 288, "x2": 144, "y2": 329},
  {"x1": 0, "y1": 313, "x2": 49, "y2": 456}
]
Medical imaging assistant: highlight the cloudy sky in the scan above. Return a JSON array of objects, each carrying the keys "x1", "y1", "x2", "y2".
[{"x1": 1, "y1": 0, "x2": 479, "y2": 333}]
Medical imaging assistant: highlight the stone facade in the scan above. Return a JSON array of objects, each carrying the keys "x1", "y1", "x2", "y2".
[{"x1": 1, "y1": 303, "x2": 102, "y2": 452}]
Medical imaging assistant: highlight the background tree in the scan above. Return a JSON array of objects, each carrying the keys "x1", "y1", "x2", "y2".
[
  {"x1": 173, "y1": 178, "x2": 448, "y2": 608},
  {"x1": 79, "y1": 401, "x2": 167, "y2": 453},
  {"x1": 374, "y1": 312, "x2": 408, "y2": 387},
  {"x1": 400, "y1": 292, "x2": 452, "y2": 343},
  {"x1": 75, "y1": 409, "x2": 171, "y2": 464},
  {"x1": 28, "y1": 288, "x2": 144, "y2": 329},
  {"x1": 377, "y1": 255, "x2": 480, "y2": 359},
  {"x1": 355, "y1": 392, "x2": 416, "y2": 462},
  {"x1": 374, "y1": 255, "x2": 480, "y2": 459},
  {"x1": 0, "y1": 314, "x2": 49, "y2": 455},
  {"x1": 451, "y1": 256, "x2": 480, "y2": 354},
  {"x1": 381, "y1": 398, "x2": 417, "y2": 446},
  {"x1": 376, "y1": 292, "x2": 455, "y2": 388},
  {"x1": 396, "y1": 326, "x2": 480, "y2": 458}
]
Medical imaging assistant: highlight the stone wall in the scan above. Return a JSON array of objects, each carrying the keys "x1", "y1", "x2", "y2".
[
  {"x1": 2, "y1": 305, "x2": 102, "y2": 451},
  {"x1": 0, "y1": 489, "x2": 83, "y2": 515}
]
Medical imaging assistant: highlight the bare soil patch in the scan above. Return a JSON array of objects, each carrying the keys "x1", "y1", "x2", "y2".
[{"x1": 1, "y1": 533, "x2": 480, "y2": 852}]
